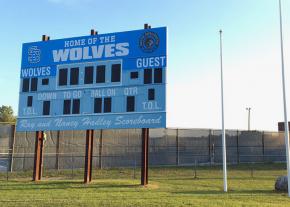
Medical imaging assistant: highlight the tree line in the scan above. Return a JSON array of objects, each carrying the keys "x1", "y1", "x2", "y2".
[{"x1": 0, "y1": 105, "x2": 16, "y2": 123}]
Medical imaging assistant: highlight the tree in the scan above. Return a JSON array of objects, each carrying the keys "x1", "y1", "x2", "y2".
[{"x1": 0, "y1": 105, "x2": 16, "y2": 122}]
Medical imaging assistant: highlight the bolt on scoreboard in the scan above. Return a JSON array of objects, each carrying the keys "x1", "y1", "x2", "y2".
[{"x1": 16, "y1": 27, "x2": 167, "y2": 131}]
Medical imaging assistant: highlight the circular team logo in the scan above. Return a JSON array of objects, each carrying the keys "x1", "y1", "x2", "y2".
[{"x1": 139, "y1": 31, "x2": 160, "y2": 53}]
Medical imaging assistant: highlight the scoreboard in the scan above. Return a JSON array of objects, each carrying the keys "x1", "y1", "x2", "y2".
[{"x1": 16, "y1": 27, "x2": 167, "y2": 131}]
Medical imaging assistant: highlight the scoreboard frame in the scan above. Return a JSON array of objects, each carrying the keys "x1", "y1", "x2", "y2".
[{"x1": 17, "y1": 26, "x2": 167, "y2": 132}]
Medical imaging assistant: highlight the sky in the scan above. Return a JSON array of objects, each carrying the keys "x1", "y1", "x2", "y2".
[{"x1": 0, "y1": 0, "x2": 290, "y2": 131}]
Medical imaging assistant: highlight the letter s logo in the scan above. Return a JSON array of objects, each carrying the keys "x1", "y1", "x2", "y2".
[{"x1": 28, "y1": 46, "x2": 41, "y2": 64}]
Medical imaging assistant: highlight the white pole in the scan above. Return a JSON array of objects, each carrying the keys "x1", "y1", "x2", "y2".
[
  {"x1": 246, "y1": 107, "x2": 251, "y2": 131},
  {"x1": 278, "y1": 0, "x2": 290, "y2": 197},
  {"x1": 219, "y1": 30, "x2": 228, "y2": 192}
]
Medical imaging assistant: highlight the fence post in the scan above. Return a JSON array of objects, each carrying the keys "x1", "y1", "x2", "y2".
[
  {"x1": 55, "y1": 130, "x2": 60, "y2": 171},
  {"x1": 237, "y1": 130, "x2": 240, "y2": 164},
  {"x1": 133, "y1": 159, "x2": 136, "y2": 179},
  {"x1": 8, "y1": 124, "x2": 16, "y2": 172},
  {"x1": 98, "y1": 129, "x2": 103, "y2": 169},
  {"x1": 176, "y1": 128, "x2": 179, "y2": 166},
  {"x1": 71, "y1": 153, "x2": 74, "y2": 179},
  {"x1": 194, "y1": 160, "x2": 197, "y2": 179},
  {"x1": 23, "y1": 132, "x2": 27, "y2": 171},
  {"x1": 208, "y1": 129, "x2": 211, "y2": 164},
  {"x1": 262, "y1": 131, "x2": 265, "y2": 162}
]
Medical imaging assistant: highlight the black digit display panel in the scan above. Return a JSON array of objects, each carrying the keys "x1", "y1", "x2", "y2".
[
  {"x1": 104, "y1": 97, "x2": 112, "y2": 113},
  {"x1": 84, "y1": 66, "x2": 94, "y2": 84},
  {"x1": 63, "y1": 99, "x2": 71, "y2": 114},
  {"x1": 94, "y1": 98, "x2": 102, "y2": 113},
  {"x1": 144, "y1": 69, "x2": 152, "y2": 84},
  {"x1": 22, "y1": 79, "x2": 29, "y2": 92},
  {"x1": 127, "y1": 96, "x2": 135, "y2": 112},
  {"x1": 96, "y1": 65, "x2": 106, "y2": 83},
  {"x1": 31, "y1": 78, "x2": 38, "y2": 91},
  {"x1": 111, "y1": 64, "x2": 121, "y2": 82},
  {"x1": 59, "y1": 68, "x2": 68, "y2": 86},
  {"x1": 43, "y1": 101, "x2": 50, "y2": 115},
  {"x1": 70, "y1": 67, "x2": 79, "y2": 85}
]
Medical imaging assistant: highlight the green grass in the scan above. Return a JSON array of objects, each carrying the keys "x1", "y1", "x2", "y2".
[{"x1": 0, "y1": 163, "x2": 290, "y2": 206}]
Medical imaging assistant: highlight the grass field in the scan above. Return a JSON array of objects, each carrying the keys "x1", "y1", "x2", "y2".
[{"x1": 0, "y1": 163, "x2": 290, "y2": 207}]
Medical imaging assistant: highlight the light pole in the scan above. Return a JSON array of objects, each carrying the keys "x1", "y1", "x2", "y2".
[
  {"x1": 219, "y1": 29, "x2": 227, "y2": 192},
  {"x1": 278, "y1": 0, "x2": 290, "y2": 197},
  {"x1": 246, "y1": 107, "x2": 251, "y2": 131}
]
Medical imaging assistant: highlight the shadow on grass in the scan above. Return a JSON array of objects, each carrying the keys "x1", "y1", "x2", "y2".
[
  {"x1": 172, "y1": 189, "x2": 277, "y2": 195},
  {"x1": 153, "y1": 176, "x2": 275, "y2": 181},
  {"x1": 0, "y1": 180, "x2": 141, "y2": 191}
]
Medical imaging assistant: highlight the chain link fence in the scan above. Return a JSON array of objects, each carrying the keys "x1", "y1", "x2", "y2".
[{"x1": 0, "y1": 124, "x2": 287, "y2": 180}]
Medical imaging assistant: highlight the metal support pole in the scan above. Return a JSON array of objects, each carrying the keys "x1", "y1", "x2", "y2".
[
  {"x1": 140, "y1": 23, "x2": 151, "y2": 186},
  {"x1": 90, "y1": 29, "x2": 98, "y2": 35},
  {"x1": 23, "y1": 132, "x2": 27, "y2": 170},
  {"x1": 33, "y1": 131, "x2": 44, "y2": 181},
  {"x1": 98, "y1": 129, "x2": 103, "y2": 169},
  {"x1": 84, "y1": 129, "x2": 94, "y2": 183},
  {"x1": 8, "y1": 124, "x2": 16, "y2": 172},
  {"x1": 32, "y1": 34, "x2": 49, "y2": 181},
  {"x1": 262, "y1": 131, "x2": 265, "y2": 162},
  {"x1": 55, "y1": 131, "x2": 60, "y2": 171},
  {"x1": 219, "y1": 30, "x2": 227, "y2": 192},
  {"x1": 237, "y1": 130, "x2": 240, "y2": 164},
  {"x1": 208, "y1": 130, "x2": 211, "y2": 164},
  {"x1": 246, "y1": 107, "x2": 251, "y2": 131},
  {"x1": 141, "y1": 128, "x2": 149, "y2": 186},
  {"x1": 278, "y1": 0, "x2": 290, "y2": 197},
  {"x1": 144, "y1": 23, "x2": 149, "y2": 29},
  {"x1": 176, "y1": 128, "x2": 179, "y2": 166}
]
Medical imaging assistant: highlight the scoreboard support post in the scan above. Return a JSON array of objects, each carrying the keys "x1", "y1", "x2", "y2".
[
  {"x1": 140, "y1": 24, "x2": 151, "y2": 186},
  {"x1": 141, "y1": 128, "x2": 149, "y2": 186},
  {"x1": 32, "y1": 35, "x2": 50, "y2": 182},
  {"x1": 84, "y1": 129, "x2": 94, "y2": 183},
  {"x1": 33, "y1": 131, "x2": 44, "y2": 181},
  {"x1": 83, "y1": 30, "x2": 98, "y2": 184}
]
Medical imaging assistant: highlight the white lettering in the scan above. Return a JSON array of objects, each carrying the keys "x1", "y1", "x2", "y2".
[
  {"x1": 72, "y1": 91, "x2": 82, "y2": 98},
  {"x1": 64, "y1": 39, "x2": 86, "y2": 47},
  {"x1": 19, "y1": 120, "x2": 35, "y2": 129},
  {"x1": 83, "y1": 47, "x2": 92, "y2": 59},
  {"x1": 87, "y1": 38, "x2": 98, "y2": 45},
  {"x1": 54, "y1": 118, "x2": 78, "y2": 128},
  {"x1": 23, "y1": 108, "x2": 37, "y2": 116},
  {"x1": 115, "y1": 115, "x2": 162, "y2": 125},
  {"x1": 52, "y1": 43, "x2": 129, "y2": 63},
  {"x1": 142, "y1": 101, "x2": 160, "y2": 110},
  {"x1": 116, "y1": 43, "x2": 129, "y2": 56},
  {"x1": 53, "y1": 49, "x2": 69, "y2": 62},
  {"x1": 21, "y1": 67, "x2": 51, "y2": 78},
  {"x1": 69, "y1": 48, "x2": 82, "y2": 60},
  {"x1": 105, "y1": 44, "x2": 115, "y2": 58},
  {"x1": 136, "y1": 56, "x2": 166, "y2": 68},
  {"x1": 37, "y1": 92, "x2": 57, "y2": 101},
  {"x1": 124, "y1": 87, "x2": 138, "y2": 96},
  {"x1": 90, "y1": 89, "x2": 116, "y2": 97},
  {"x1": 91, "y1": 45, "x2": 104, "y2": 58},
  {"x1": 81, "y1": 117, "x2": 111, "y2": 128}
]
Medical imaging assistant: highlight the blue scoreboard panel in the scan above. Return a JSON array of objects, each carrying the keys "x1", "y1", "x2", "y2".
[{"x1": 16, "y1": 27, "x2": 167, "y2": 131}]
